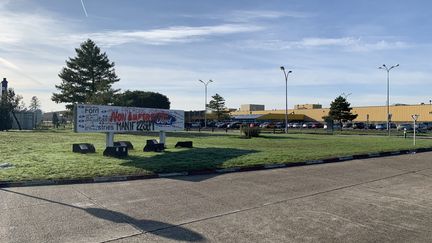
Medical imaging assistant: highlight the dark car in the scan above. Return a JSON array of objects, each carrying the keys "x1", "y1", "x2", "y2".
[
  {"x1": 227, "y1": 122, "x2": 242, "y2": 129},
  {"x1": 275, "y1": 122, "x2": 285, "y2": 128},
  {"x1": 311, "y1": 122, "x2": 324, "y2": 128},
  {"x1": 302, "y1": 122, "x2": 313, "y2": 128},
  {"x1": 352, "y1": 122, "x2": 365, "y2": 129},
  {"x1": 216, "y1": 122, "x2": 228, "y2": 128},
  {"x1": 207, "y1": 121, "x2": 217, "y2": 127},
  {"x1": 397, "y1": 123, "x2": 412, "y2": 131},
  {"x1": 260, "y1": 122, "x2": 276, "y2": 128},
  {"x1": 375, "y1": 123, "x2": 386, "y2": 130},
  {"x1": 366, "y1": 123, "x2": 375, "y2": 129},
  {"x1": 342, "y1": 123, "x2": 352, "y2": 129},
  {"x1": 422, "y1": 122, "x2": 432, "y2": 130}
]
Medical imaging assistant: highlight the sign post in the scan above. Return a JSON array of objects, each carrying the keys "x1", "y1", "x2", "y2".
[
  {"x1": 159, "y1": 131, "x2": 166, "y2": 144},
  {"x1": 106, "y1": 132, "x2": 114, "y2": 147},
  {"x1": 411, "y1": 114, "x2": 419, "y2": 146}
]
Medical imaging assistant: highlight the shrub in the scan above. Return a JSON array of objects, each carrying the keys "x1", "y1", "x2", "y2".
[{"x1": 243, "y1": 127, "x2": 261, "y2": 138}]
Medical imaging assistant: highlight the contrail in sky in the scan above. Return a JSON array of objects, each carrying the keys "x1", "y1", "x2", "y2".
[{"x1": 80, "y1": 0, "x2": 88, "y2": 17}]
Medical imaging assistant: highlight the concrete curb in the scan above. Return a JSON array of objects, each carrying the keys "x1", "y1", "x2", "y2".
[{"x1": 1, "y1": 147, "x2": 432, "y2": 188}]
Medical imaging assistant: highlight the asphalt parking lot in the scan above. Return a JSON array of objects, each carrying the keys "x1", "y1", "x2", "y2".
[{"x1": 1, "y1": 152, "x2": 432, "y2": 242}]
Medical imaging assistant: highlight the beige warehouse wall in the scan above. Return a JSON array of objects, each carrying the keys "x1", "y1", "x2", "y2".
[{"x1": 232, "y1": 104, "x2": 432, "y2": 122}]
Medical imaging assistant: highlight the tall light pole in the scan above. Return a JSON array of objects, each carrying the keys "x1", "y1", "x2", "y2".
[
  {"x1": 378, "y1": 64, "x2": 399, "y2": 136},
  {"x1": 199, "y1": 79, "x2": 213, "y2": 127},
  {"x1": 280, "y1": 66, "x2": 292, "y2": 134}
]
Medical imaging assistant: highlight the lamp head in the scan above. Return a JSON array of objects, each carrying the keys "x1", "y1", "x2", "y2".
[
  {"x1": 288, "y1": 70, "x2": 292, "y2": 74},
  {"x1": 280, "y1": 66, "x2": 285, "y2": 70},
  {"x1": 199, "y1": 79, "x2": 204, "y2": 84},
  {"x1": 209, "y1": 79, "x2": 213, "y2": 83}
]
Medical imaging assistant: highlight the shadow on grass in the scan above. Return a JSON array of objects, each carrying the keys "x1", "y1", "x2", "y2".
[
  {"x1": 1, "y1": 189, "x2": 205, "y2": 242},
  {"x1": 121, "y1": 147, "x2": 258, "y2": 181},
  {"x1": 126, "y1": 131, "x2": 240, "y2": 138},
  {"x1": 258, "y1": 134, "x2": 317, "y2": 140}
]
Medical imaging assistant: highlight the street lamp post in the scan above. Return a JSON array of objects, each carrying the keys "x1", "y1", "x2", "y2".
[
  {"x1": 199, "y1": 79, "x2": 213, "y2": 128},
  {"x1": 378, "y1": 64, "x2": 399, "y2": 136},
  {"x1": 280, "y1": 66, "x2": 292, "y2": 134}
]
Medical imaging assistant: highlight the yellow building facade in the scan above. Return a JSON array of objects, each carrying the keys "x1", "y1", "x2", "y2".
[{"x1": 232, "y1": 104, "x2": 432, "y2": 122}]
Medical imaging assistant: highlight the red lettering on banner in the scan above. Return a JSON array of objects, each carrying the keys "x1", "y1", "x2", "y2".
[
  {"x1": 109, "y1": 111, "x2": 127, "y2": 122},
  {"x1": 108, "y1": 111, "x2": 172, "y2": 123}
]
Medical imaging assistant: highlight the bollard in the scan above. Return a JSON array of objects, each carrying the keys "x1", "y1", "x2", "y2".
[{"x1": 404, "y1": 128, "x2": 407, "y2": 139}]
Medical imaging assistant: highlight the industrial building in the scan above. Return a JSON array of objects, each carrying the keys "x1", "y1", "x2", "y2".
[
  {"x1": 240, "y1": 104, "x2": 265, "y2": 112},
  {"x1": 232, "y1": 103, "x2": 432, "y2": 123}
]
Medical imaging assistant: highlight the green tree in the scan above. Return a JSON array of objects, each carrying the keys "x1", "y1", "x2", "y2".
[
  {"x1": 28, "y1": 96, "x2": 41, "y2": 111},
  {"x1": 207, "y1": 93, "x2": 229, "y2": 120},
  {"x1": 114, "y1": 90, "x2": 170, "y2": 109},
  {"x1": 52, "y1": 39, "x2": 120, "y2": 110},
  {"x1": 0, "y1": 89, "x2": 23, "y2": 130},
  {"x1": 325, "y1": 95, "x2": 358, "y2": 128},
  {"x1": 0, "y1": 94, "x2": 12, "y2": 131}
]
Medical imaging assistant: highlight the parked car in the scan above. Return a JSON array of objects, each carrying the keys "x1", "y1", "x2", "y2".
[
  {"x1": 416, "y1": 123, "x2": 428, "y2": 131},
  {"x1": 323, "y1": 123, "x2": 341, "y2": 130},
  {"x1": 366, "y1": 123, "x2": 376, "y2": 129},
  {"x1": 207, "y1": 121, "x2": 217, "y2": 127},
  {"x1": 215, "y1": 122, "x2": 226, "y2": 128},
  {"x1": 311, "y1": 122, "x2": 324, "y2": 128},
  {"x1": 397, "y1": 123, "x2": 413, "y2": 131},
  {"x1": 246, "y1": 122, "x2": 259, "y2": 127},
  {"x1": 275, "y1": 122, "x2": 285, "y2": 128},
  {"x1": 352, "y1": 122, "x2": 365, "y2": 129},
  {"x1": 375, "y1": 123, "x2": 386, "y2": 130},
  {"x1": 303, "y1": 122, "x2": 314, "y2": 128},
  {"x1": 259, "y1": 122, "x2": 270, "y2": 128},
  {"x1": 227, "y1": 122, "x2": 242, "y2": 129},
  {"x1": 190, "y1": 122, "x2": 201, "y2": 128},
  {"x1": 292, "y1": 123, "x2": 301, "y2": 128},
  {"x1": 421, "y1": 122, "x2": 432, "y2": 130},
  {"x1": 333, "y1": 124, "x2": 342, "y2": 130},
  {"x1": 260, "y1": 122, "x2": 277, "y2": 128},
  {"x1": 342, "y1": 123, "x2": 352, "y2": 129}
]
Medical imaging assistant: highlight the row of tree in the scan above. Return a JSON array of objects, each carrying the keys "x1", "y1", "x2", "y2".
[{"x1": 49, "y1": 40, "x2": 358, "y2": 124}]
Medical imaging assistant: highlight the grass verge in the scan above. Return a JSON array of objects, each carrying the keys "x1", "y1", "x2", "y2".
[{"x1": 0, "y1": 130, "x2": 431, "y2": 182}]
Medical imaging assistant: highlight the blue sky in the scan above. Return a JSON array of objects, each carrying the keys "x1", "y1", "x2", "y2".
[{"x1": 1, "y1": 0, "x2": 432, "y2": 111}]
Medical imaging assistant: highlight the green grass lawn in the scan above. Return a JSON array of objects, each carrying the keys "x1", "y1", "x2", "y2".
[{"x1": 1, "y1": 130, "x2": 431, "y2": 182}]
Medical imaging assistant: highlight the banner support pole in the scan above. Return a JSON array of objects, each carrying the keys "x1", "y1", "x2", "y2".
[
  {"x1": 106, "y1": 132, "x2": 114, "y2": 147},
  {"x1": 159, "y1": 131, "x2": 166, "y2": 144}
]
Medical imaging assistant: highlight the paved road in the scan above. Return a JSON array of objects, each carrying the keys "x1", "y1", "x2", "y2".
[{"x1": 1, "y1": 152, "x2": 432, "y2": 242}]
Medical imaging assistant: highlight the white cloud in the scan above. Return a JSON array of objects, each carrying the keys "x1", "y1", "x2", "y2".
[
  {"x1": 181, "y1": 10, "x2": 311, "y2": 23},
  {"x1": 240, "y1": 37, "x2": 409, "y2": 52},
  {"x1": 63, "y1": 24, "x2": 263, "y2": 47},
  {"x1": 0, "y1": 57, "x2": 20, "y2": 70},
  {"x1": 0, "y1": 7, "x2": 70, "y2": 48},
  {"x1": 299, "y1": 37, "x2": 408, "y2": 51},
  {"x1": 228, "y1": 10, "x2": 311, "y2": 22}
]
